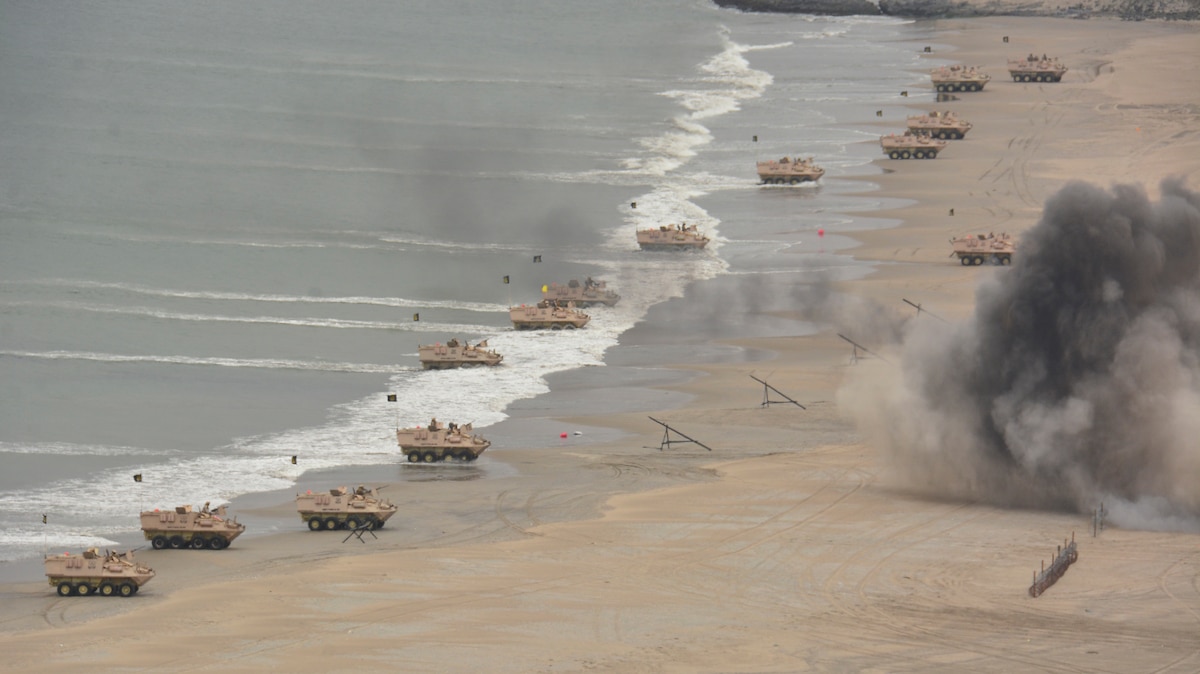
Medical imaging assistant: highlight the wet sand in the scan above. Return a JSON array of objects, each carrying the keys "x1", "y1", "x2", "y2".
[{"x1": 2, "y1": 16, "x2": 1198, "y2": 673}]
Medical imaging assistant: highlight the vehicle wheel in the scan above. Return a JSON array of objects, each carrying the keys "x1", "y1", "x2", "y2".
[
  {"x1": 972, "y1": 83, "x2": 982, "y2": 91},
  {"x1": 169, "y1": 536, "x2": 185, "y2": 549},
  {"x1": 307, "y1": 517, "x2": 323, "y2": 531},
  {"x1": 119, "y1": 583, "x2": 135, "y2": 597},
  {"x1": 209, "y1": 536, "x2": 227, "y2": 550},
  {"x1": 889, "y1": 151, "x2": 900, "y2": 159},
  {"x1": 422, "y1": 451, "x2": 437, "y2": 463},
  {"x1": 75, "y1": 583, "x2": 91, "y2": 597},
  {"x1": 151, "y1": 535, "x2": 168, "y2": 550},
  {"x1": 973, "y1": 256, "x2": 984, "y2": 265},
  {"x1": 407, "y1": 452, "x2": 420, "y2": 463},
  {"x1": 960, "y1": 256, "x2": 971, "y2": 266},
  {"x1": 371, "y1": 518, "x2": 384, "y2": 529},
  {"x1": 936, "y1": 132, "x2": 947, "y2": 140},
  {"x1": 1000, "y1": 256, "x2": 1011, "y2": 266},
  {"x1": 190, "y1": 537, "x2": 207, "y2": 549},
  {"x1": 565, "y1": 324, "x2": 577, "y2": 330},
  {"x1": 914, "y1": 151, "x2": 925, "y2": 159},
  {"x1": 345, "y1": 518, "x2": 360, "y2": 531},
  {"x1": 99, "y1": 583, "x2": 115, "y2": 597},
  {"x1": 57, "y1": 582, "x2": 73, "y2": 597},
  {"x1": 550, "y1": 324, "x2": 562, "y2": 330},
  {"x1": 323, "y1": 518, "x2": 339, "y2": 530},
  {"x1": 789, "y1": 178, "x2": 800, "y2": 185},
  {"x1": 1023, "y1": 74, "x2": 1032, "y2": 82},
  {"x1": 900, "y1": 151, "x2": 911, "y2": 159}
]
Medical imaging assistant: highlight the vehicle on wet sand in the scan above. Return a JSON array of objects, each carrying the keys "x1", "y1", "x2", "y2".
[
  {"x1": 418, "y1": 338, "x2": 503, "y2": 369},
  {"x1": 542, "y1": 278, "x2": 620, "y2": 307},
  {"x1": 950, "y1": 231, "x2": 1015, "y2": 265},
  {"x1": 880, "y1": 130, "x2": 948, "y2": 159},
  {"x1": 510, "y1": 301, "x2": 590, "y2": 330},
  {"x1": 44, "y1": 547, "x2": 155, "y2": 597},
  {"x1": 140, "y1": 502, "x2": 246, "y2": 550},
  {"x1": 296, "y1": 485, "x2": 397, "y2": 531},
  {"x1": 636, "y1": 223, "x2": 710, "y2": 250},
  {"x1": 1007, "y1": 54, "x2": 1067, "y2": 82},
  {"x1": 397, "y1": 419, "x2": 491, "y2": 463},
  {"x1": 907, "y1": 110, "x2": 972, "y2": 140},
  {"x1": 756, "y1": 156, "x2": 825, "y2": 185},
  {"x1": 931, "y1": 64, "x2": 990, "y2": 93}
]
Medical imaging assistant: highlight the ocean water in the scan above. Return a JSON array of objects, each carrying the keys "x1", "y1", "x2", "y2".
[{"x1": 0, "y1": 0, "x2": 936, "y2": 563}]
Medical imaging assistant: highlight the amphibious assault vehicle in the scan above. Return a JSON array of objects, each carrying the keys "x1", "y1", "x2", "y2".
[
  {"x1": 880, "y1": 130, "x2": 948, "y2": 159},
  {"x1": 930, "y1": 65, "x2": 990, "y2": 93},
  {"x1": 397, "y1": 420, "x2": 491, "y2": 463},
  {"x1": 542, "y1": 278, "x2": 620, "y2": 307},
  {"x1": 418, "y1": 338, "x2": 503, "y2": 369},
  {"x1": 636, "y1": 223, "x2": 710, "y2": 251},
  {"x1": 510, "y1": 301, "x2": 590, "y2": 330},
  {"x1": 295, "y1": 485, "x2": 397, "y2": 531},
  {"x1": 140, "y1": 502, "x2": 245, "y2": 550},
  {"x1": 756, "y1": 156, "x2": 825, "y2": 185},
  {"x1": 1007, "y1": 54, "x2": 1067, "y2": 82},
  {"x1": 906, "y1": 110, "x2": 972, "y2": 140},
  {"x1": 44, "y1": 547, "x2": 155, "y2": 597},
  {"x1": 950, "y1": 232, "x2": 1015, "y2": 265}
]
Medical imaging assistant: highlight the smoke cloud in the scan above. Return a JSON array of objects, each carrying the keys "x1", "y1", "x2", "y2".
[{"x1": 843, "y1": 179, "x2": 1200, "y2": 531}]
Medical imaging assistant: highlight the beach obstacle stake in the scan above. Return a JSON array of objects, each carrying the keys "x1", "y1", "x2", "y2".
[
  {"x1": 750, "y1": 374, "x2": 805, "y2": 409},
  {"x1": 876, "y1": 110, "x2": 883, "y2": 117},
  {"x1": 900, "y1": 90, "x2": 908, "y2": 97},
  {"x1": 924, "y1": 46, "x2": 932, "y2": 53},
  {"x1": 1003, "y1": 36, "x2": 1010, "y2": 43},
  {"x1": 343, "y1": 522, "x2": 378, "y2": 544},
  {"x1": 902, "y1": 298, "x2": 949, "y2": 324},
  {"x1": 837, "y1": 333, "x2": 891, "y2": 365},
  {"x1": 533, "y1": 255, "x2": 542, "y2": 263},
  {"x1": 647, "y1": 416, "x2": 713, "y2": 452}
]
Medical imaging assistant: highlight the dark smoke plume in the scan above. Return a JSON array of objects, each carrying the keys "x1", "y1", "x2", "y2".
[{"x1": 843, "y1": 179, "x2": 1200, "y2": 531}]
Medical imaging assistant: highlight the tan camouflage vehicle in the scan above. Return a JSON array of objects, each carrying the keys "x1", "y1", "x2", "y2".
[
  {"x1": 140, "y1": 502, "x2": 245, "y2": 550},
  {"x1": 636, "y1": 223, "x2": 710, "y2": 250},
  {"x1": 542, "y1": 278, "x2": 620, "y2": 307},
  {"x1": 930, "y1": 64, "x2": 990, "y2": 93},
  {"x1": 397, "y1": 419, "x2": 491, "y2": 463},
  {"x1": 880, "y1": 130, "x2": 948, "y2": 159},
  {"x1": 44, "y1": 547, "x2": 155, "y2": 597},
  {"x1": 906, "y1": 110, "x2": 972, "y2": 140},
  {"x1": 510, "y1": 301, "x2": 590, "y2": 330},
  {"x1": 1007, "y1": 54, "x2": 1067, "y2": 82},
  {"x1": 296, "y1": 485, "x2": 397, "y2": 531},
  {"x1": 418, "y1": 338, "x2": 503, "y2": 369},
  {"x1": 756, "y1": 156, "x2": 825, "y2": 185},
  {"x1": 950, "y1": 231, "x2": 1015, "y2": 265}
]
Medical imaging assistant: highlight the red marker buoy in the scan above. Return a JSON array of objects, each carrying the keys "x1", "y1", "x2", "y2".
[
  {"x1": 560, "y1": 432, "x2": 568, "y2": 439},
  {"x1": 818, "y1": 228, "x2": 825, "y2": 237}
]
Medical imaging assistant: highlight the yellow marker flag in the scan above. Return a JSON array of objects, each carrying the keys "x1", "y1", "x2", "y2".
[{"x1": 541, "y1": 284, "x2": 548, "y2": 293}]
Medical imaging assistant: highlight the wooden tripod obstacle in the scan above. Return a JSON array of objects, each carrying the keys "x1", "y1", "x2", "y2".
[
  {"x1": 648, "y1": 417, "x2": 713, "y2": 452},
  {"x1": 750, "y1": 375, "x2": 805, "y2": 409}
]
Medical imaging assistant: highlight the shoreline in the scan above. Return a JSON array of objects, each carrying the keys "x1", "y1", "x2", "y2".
[{"x1": 2, "y1": 15, "x2": 1198, "y2": 671}]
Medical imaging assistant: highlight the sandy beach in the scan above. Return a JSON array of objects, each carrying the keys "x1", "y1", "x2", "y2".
[{"x1": 2, "y1": 15, "x2": 1198, "y2": 673}]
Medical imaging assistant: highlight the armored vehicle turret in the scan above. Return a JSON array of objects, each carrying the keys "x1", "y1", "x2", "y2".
[
  {"x1": 295, "y1": 485, "x2": 397, "y2": 531},
  {"x1": 542, "y1": 278, "x2": 620, "y2": 307},
  {"x1": 906, "y1": 110, "x2": 972, "y2": 140},
  {"x1": 140, "y1": 502, "x2": 245, "y2": 550},
  {"x1": 510, "y1": 301, "x2": 590, "y2": 330},
  {"x1": 636, "y1": 223, "x2": 710, "y2": 250},
  {"x1": 931, "y1": 64, "x2": 990, "y2": 93},
  {"x1": 756, "y1": 156, "x2": 825, "y2": 185},
  {"x1": 880, "y1": 130, "x2": 948, "y2": 159},
  {"x1": 418, "y1": 338, "x2": 503, "y2": 369},
  {"x1": 1007, "y1": 54, "x2": 1067, "y2": 82},
  {"x1": 950, "y1": 231, "x2": 1014, "y2": 265},
  {"x1": 44, "y1": 548, "x2": 155, "y2": 597},
  {"x1": 397, "y1": 419, "x2": 491, "y2": 463}
]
